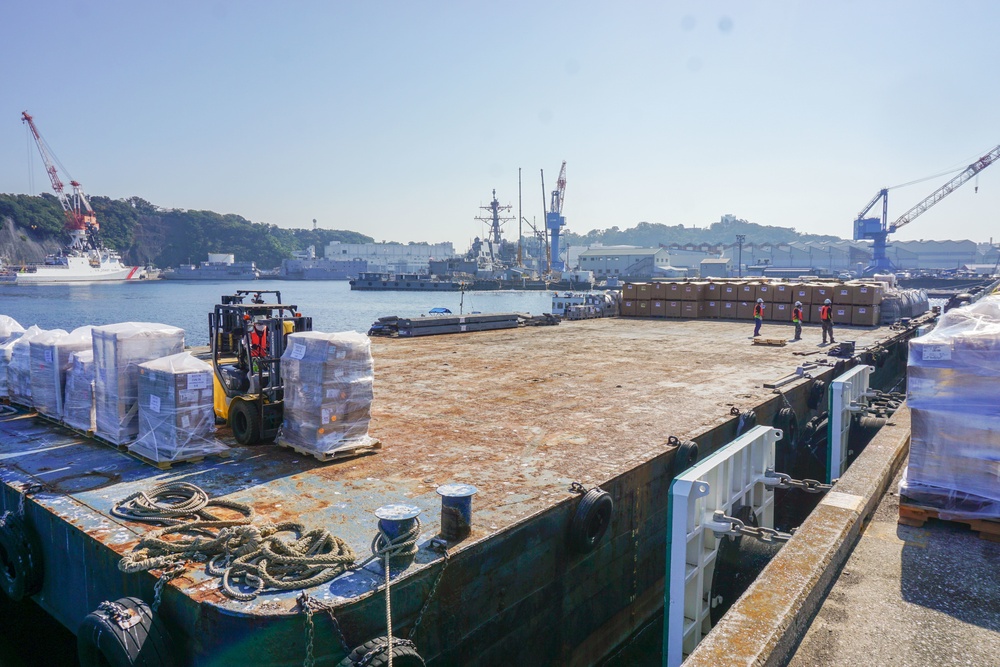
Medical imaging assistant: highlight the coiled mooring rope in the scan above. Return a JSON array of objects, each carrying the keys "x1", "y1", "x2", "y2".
[{"x1": 114, "y1": 482, "x2": 356, "y2": 601}]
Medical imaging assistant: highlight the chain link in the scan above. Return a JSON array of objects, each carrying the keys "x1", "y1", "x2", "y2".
[
  {"x1": 17, "y1": 483, "x2": 43, "y2": 518},
  {"x1": 764, "y1": 468, "x2": 834, "y2": 494},
  {"x1": 302, "y1": 600, "x2": 316, "y2": 667},
  {"x1": 710, "y1": 511, "x2": 795, "y2": 544},
  {"x1": 152, "y1": 562, "x2": 185, "y2": 613},
  {"x1": 356, "y1": 638, "x2": 417, "y2": 667},
  {"x1": 568, "y1": 482, "x2": 586, "y2": 495},
  {"x1": 298, "y1": 591, "x2": 351, "y2": 662},
  {"x1": 408, "y1": 544, "x2": 449, "y2": 640}
]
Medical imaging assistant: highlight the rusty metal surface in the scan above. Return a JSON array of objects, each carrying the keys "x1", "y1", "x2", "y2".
[{"x1": 0, "y1": 319, "x2": 899, "y2": 620}]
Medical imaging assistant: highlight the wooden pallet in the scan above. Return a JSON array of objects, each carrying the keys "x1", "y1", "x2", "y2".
[
  {"x1": 125, "y1": 447, "x2": 233, "y2": 470},
  {"x1": 752, "y1": 337, "x2": 787, "y2": 347},
  {"x1": 276, "y1": 438, "x2": 383, "y2": 463},
  {"x1": 898, "y1": 502, "x2": 1000, "y2": 543}
]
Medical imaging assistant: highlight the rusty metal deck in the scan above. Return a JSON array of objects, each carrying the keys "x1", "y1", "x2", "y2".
[{"x1": 0, "y1": 318, "x2": 897, "y2": 627}]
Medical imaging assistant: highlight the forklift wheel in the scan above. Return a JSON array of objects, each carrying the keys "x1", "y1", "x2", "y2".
[{"x1": 230, "y1": 400, "x2": 262, "y2": 446}]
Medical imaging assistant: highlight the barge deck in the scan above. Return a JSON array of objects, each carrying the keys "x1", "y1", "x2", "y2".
[{"x1": 0, "y1": 318, "x2": 915, "y2": 665}]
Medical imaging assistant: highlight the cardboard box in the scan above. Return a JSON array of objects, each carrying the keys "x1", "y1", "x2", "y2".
[
  {"x1": 651, "y1": 300, "x2": 666, "y2": 317},
  {"x1": 809, "y1": 304, "x2": 825, "y2": 324},
  {"x1": 853, "y1": 283, "x2": 883, "y2": 306},
  {"x1": 666, "y1": 300, "x2": 682, "y2": 318},
  {"x1": 720, "y1": 301, "x2": 739, "y2": 319},
  {"x1": 624, "y1": 283, "x2": 638, "y2": 299},
  {"x1": 754, "y1": 283, "x2": 774, "y2": 302},
  {"x1": 811, "y1": 284, "x2": 834, "y2": 304},
  {"x1": 636, "y1": 283, "x2": 652, "y2": 300},
  {"x1": 720, "y1": 282, "x2": 743, "y2": 301},
  {"x1": 681, "y1": 282, "x2": 705, "y2": 301},
  {"x1": 832, "y1": 305, "x2": 851, "y2": 324},
  {"x1": 770, "y1": 302, "x2": 791, "y2": 322},
  {"x1": 792, "y1": 284, "x2": 813, "y2": 305},
  {"x1": 704, "y1": 283, "x2": 721, "y2": 300},
  {"x1": 772, "y1": 283, "x2": 794, "y2": 303},
  {"x1": 621, "y1": 300, "x2": 637, "y2": 317},
  {"x1": 703, "y1": 301, "x2": 722, "y2": 318},
  {"x1": 852, "y1": 305, "x2": 881, "y2": 327},
  {"x1": 665, "y1": 283, "x2": 683, "y2": 299},
  {"x1": 833, "y1": 284, "x2": 854, "y2": 305},
  {"x1": 737, "y1": 301, "x2": 756, "y2": 320},
  {"x1": 738, "y1": 283, "x2": 758, "y2": 300},
  {"x1": 636, "y1": 300, "x2": 651, "y2": 317},
  {"x1": 681, "y1": 301, "x2": 702, "y2": 318},
  {"x1": 651, "y1": 282, "x2": 667, "y2": 300}
]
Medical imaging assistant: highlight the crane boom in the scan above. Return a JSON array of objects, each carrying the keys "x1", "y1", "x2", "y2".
[
  {"x1": 545, "y1": 161, "x2": 567, "y2": 272},
  {"x1": 21, "y1": 110, "x2": 100, "y2": 250},
  {"x1": 890, "y1": 144, "x2": 1000, "y2": 232}
]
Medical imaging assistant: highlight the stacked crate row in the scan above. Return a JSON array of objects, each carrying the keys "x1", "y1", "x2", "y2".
[{"x1": 618, "y1": 280, "x2": 883, "y2": 326}]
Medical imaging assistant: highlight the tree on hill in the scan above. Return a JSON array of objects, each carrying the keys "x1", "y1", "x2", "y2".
[
  {"x1": 561, "y1": 217, "x2": 841, "y2": 247},
  {"x1": 0, "y1": 193, "x2": 373, "y2": 267}
]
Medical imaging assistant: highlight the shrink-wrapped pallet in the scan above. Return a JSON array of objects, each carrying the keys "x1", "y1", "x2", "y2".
[
  {"x1": 279, "y1": 331, "x2": 377, "y2": 455},
  {"x1": 129, "y1": 352, "x2": 226, "y2": 463},
  {"x1": 8, "y1": 326, "x2": 54, "y2": 406},
  {"x1": 903, "y1": 295, "x2": 1000, "y2": 518},
  {"x1": 0, "y1": 315, "x2": 25, "y2": 345},
  {"x1": 63, "y1": 349, "x2": 96, "y2": 432},
  {"x1": 1, "y1": 329, "x2": 28, "y2": 400},
  {"x1": 30, "y1": 326, "x2": 93, "y2": 419},
  {"x1": 92, "y1": 322, "x2": 185, "y2": 445}
]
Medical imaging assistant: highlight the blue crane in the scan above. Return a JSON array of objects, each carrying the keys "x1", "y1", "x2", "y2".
[
  {"x1": 545, "y1": 161, "x2": 567, "y2": 272},
  {"x1": 854, "y1": 144, "x2": 1000, "y2": 274}
]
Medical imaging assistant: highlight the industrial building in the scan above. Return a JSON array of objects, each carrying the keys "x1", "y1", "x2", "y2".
[{"x1": 325, "y1": 241, "x2": 456, "y2": 274}]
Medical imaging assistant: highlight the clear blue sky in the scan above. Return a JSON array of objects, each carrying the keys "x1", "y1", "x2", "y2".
[{"x1": 2, "y1": 1, "x2": 998, "y2": 251}]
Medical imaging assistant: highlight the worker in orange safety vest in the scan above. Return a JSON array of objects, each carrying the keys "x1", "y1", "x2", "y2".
[
  {"x1": 820, "y1": 299, "x2": 836, "y2": 345},
  {"x1": 791, "y1": 301, "x2": 804, "y2": 341},
  {"x1": 250, "y1": 320, "x2": 268, "y2": 358},
  {"x1": 753, "y1": 298, "x2": 765, "y2": 337}
]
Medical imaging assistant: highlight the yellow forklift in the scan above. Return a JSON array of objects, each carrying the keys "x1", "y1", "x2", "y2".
[{"x1": 209, "y1": 290, "x2": 312, "y2": 445}]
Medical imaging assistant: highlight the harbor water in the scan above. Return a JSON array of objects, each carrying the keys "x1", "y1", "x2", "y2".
[{"x1": 0, "y1": 279, "x2": 554, "y2": 346}]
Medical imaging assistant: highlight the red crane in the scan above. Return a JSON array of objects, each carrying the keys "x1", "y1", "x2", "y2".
[{"x1": 21, "y1": 110, "x2": 99, "y2": 251}]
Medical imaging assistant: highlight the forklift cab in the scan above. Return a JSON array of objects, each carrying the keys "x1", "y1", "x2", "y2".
[{"x1": 209, "y1": 290, "x2": 312, "y2": 444}]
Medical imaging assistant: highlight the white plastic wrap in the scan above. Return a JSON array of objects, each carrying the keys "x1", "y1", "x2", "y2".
[
  {"x1": 278, "y1": 331, "x2": 377, "y2": 455},
  {"x1": 92, "y1": 322, "x2": 185, "y2": 445},
  {"x1": 63, "y1": 349, "x2": 96, "y2": 432},
  {"x1": 129, "y1": 352, "x2": 227, "y2": 463},
  {"x1": 30, "y1": 326, "x2": 93, "y2": 419},
  {"x1": 0, "y1": 315, "x2": 25, "y2": 344},
  {"x1": 7, "y1": 326, "x2": 53, "y2": 406},
  {"x1": 0, "y1": 334, "x2": 26, "y2": 399},
  {"x1": 903, "y1": 295, "x2": 1000, "y2": 518}
]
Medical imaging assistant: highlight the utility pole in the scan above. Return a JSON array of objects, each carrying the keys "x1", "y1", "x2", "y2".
[{"x1": 736, "y1": 234, "x2": 746, "y2": 278}]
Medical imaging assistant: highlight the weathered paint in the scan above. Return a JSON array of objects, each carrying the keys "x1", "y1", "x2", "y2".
[{"x1": 0, "y1": 318, "x2": 916, "y2": 665}]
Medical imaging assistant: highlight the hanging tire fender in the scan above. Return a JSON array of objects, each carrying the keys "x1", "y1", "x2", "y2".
[
  {"x1": 77, "y1": 597, "x2": 179, "y2": 667},
  {"x1": 337, "y1": 636, "x2": 426, "y2": 667},
  {"x1": 0, "y1": 511, "x2": 43, "y2": 602},
  {"x1": 668, "y1": 436, "x2": 699, "y2": 477},
  {"x1": 568, "y1": 488, "x2": 614, "y2": 553},
  {"x1": 807, "y1": 380, "x2": 827, "y2": 410}
]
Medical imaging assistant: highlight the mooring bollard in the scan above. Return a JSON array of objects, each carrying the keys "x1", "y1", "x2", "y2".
[
  {"x1": 437, "y1": 483, "x2": 477, "y2": 542},
  {"x1": 374, "y1": 504, "x2": 421, "y2": 569}
]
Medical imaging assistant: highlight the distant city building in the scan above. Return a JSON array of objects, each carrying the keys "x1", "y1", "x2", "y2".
[
  {"x1": 291, "y1": 245, "x2": 316, "y2": 260},
  {"x1": 325, "y1": 241, "x2": 457, "y2": 274},
  {"x1": 699, "y1": 257, "x2": 731, "y2": 279}
]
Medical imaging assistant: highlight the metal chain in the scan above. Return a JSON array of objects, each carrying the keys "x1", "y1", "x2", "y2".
[
  {"x1": 764, "y1": 469, "x2": 834, "y2": 494},
  {"x1": 568, "y1": 482, "x2": 586, "y2": 494},
  {"x1": 302, "y1": 600, "x2": 316, "y2": 667},
  {"x1": 773, "y1": 386, "x2": 793, "y2": 411},
  {"x1": 298, "y1": 591, "x2": 351, "y2": 661},
  {"x1": 17, "y1": 483, "x2": 43, "y2": 518},
  {"x1": 408, "y1": 544, "x2": 449, "y2": 640},
  {"x1": 356, "y1": 638, "x2": 417, "y2": 667},
  {"x1": 710, "y1": 511, "x2": 795, "y2": 544},
  {"x1": 152, "y1": 562, "x2": 185, "y2": 613}
]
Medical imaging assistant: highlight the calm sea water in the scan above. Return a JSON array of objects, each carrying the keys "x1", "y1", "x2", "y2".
[{"x1": 0, "y1": 279, "x2": 555, "y2": 345}]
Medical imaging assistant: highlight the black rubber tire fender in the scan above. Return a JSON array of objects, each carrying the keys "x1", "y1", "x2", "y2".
[
  {"x1": 772, "y1": 407, "x2": 799, "y2": 449},
  {"x1": 807, "y1": 380, "x2": 827, "y2": 410},
  {"x1": 670, "y1": 437, "x2": 699, "y2": 477},
  {"x1": 736, "y1": 409, "x2": 757, "y2": 436},
  {"x1": 229, "y1": 398, "x2": 262, "y2": 446},
  {"x1": 0, "y1": 512, "x2": 43, "y2": 602},
  {"x1": 77, "y1": 597, "x2": 178, "y2": 667},
  {"x1": 338, "y1": 637, "x2": 426, "y2": 667},
  {"x1": 569, "y1": 488, "x2": 614, "y2": 553}
]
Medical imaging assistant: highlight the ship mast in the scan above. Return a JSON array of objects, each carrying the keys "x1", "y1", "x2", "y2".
[{"x1": 21, "y1": 111, "x2": 100, "y2": 252}]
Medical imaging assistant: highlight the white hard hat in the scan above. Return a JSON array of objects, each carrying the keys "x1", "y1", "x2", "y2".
[
  {"x1": 795, "y1": 301, "x2": 802, "y2": 307},
  {"x1": 756, "y1": 298, "x2": 763, "y2": 303},
  {"x1": 824, "y1": 298, "x2": 832, "y2": 304}
]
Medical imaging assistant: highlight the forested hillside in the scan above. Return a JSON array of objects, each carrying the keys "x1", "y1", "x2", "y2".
[
  {"x1": 562, "y1": 218, "x2": 841, "y2": 247},
  {"x1": 0, "y1": 193, "x2": 373, "y2": 268}
]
